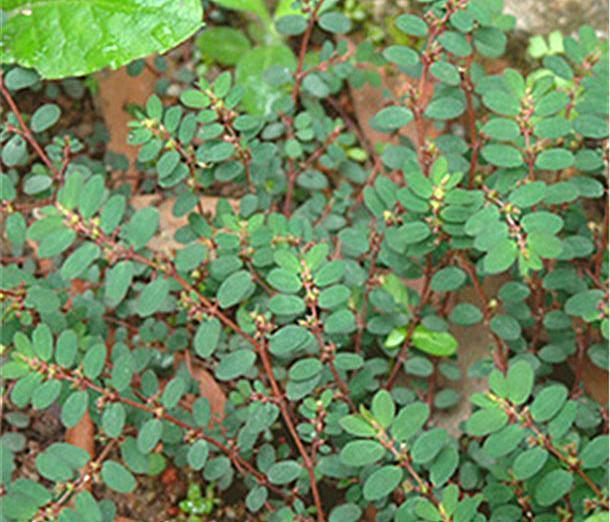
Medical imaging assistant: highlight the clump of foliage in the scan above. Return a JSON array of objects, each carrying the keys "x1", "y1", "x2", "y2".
[{"x1": 1, "y1": 1, "x2": 609, "y2": 521}]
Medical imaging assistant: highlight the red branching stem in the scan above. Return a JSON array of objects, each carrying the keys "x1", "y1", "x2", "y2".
[
  {"x1": 1, "y1": 73, "x2": 61, "y2": 178},
  {"x1": 522, "y1": 410, "x2": 608, "y2": 506},
  {"x1": 354, "y1": 229, "x2": 381, "y2": 354},
  {"x1": 46, "y1": 196, "x2": 325, "y2": 519},
  {"x1": 463, "y1": 52, "x2": 479, "y2": 188},
  {"x1": 376, "y1": 428, "x2": 440, "y2": 506},
  {"x1": 292, "y1": 1, "x2": 324, "y2": 105},
  {"x1": 283, "y1": 0, "x2": 325, "y2": 217},
  {"x1": 258, "y1": 339, "x2": 326, "y2": 522},
  {"x1": 44, "y1": 440, "x2": 118, "y2": 519},
  {"x1": 458, "y1": 254, "x2": 508, "y2": 372},
  {"x1": 40, "y1": 360, "x2": 293, "y2": 502},
  {"x1": 571, "y1": 322, "x2": 590, "y2": 398},
  {"x1": 132, "y1": 252, "x2": 326, "y2": 520},
  {"x1": 385, "y1": 256, "x2": 434, "y2": 390},
  {"x1": 594, "y1": 192, "x2": 609, "y2": 279}
]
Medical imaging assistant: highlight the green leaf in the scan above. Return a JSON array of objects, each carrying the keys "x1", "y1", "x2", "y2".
[
  {"x1": 36, "y1": 443, "x2": 90, "y2": 482},
  {"x1": 101, "y1": 461, "x2": 136, "y2": 493},
  {"x1": 246, "y1": 485, "x2": 268, "y2": 513},
  {"x1": 383, "y1": 45, "x2": 419, "y2": 68},
  {"x1": 269, "y1": 294, "x2": 305, "y2": 316},
  {"x1": 176, "y1": 243, "x2": 207, "y2": 272},
  {"x1": 481, "y1": 144, "x2": 523, "y2": 168},
  {"x1": 267, "y1": 268, "x2": 302, "y2": 293},
  {"x1": 215, "y1": 349, "x2": 256, "y2": 381},
  {"x1": 111, "y1": 352, "x2": 135, "y2": 392},
  {"x1": 156, "y1": 150, "x2": 180, "y2": 178},
  {"x1": 573, "y1": 114, "x2": 608, "y2": 139},
  {"x1": 56, "y1": 330, "x2": 78, "y2": 368},
  {"x1": 412, "y1": 326, "x2": 458, "y2": 357},
  {"x1": 32, "y1": 380, "x2": 62, "y2": 410},
  {"x1": 30, "y1": 104, "x2": 61, "y2": 132},
  {"x1": 137, "y1": 418, "x2": 163, "y2": 453},
  {"x1": 438, "y1": 31, "x2": 472, "y2": 56},
  {"x1": 392, "y1": 402, "x2": 429, "y2": 441},
  {"x1": 449, "y1": 303, "x2": 483, "y2": 326},
  {"x1": 24, "y1": 174, "x2": 52, "y2": 195},
  {"x1": 102, "y1": 403, "x2": 126, "y2": 438},
  {"x1": 371, "y1": 390, "x2": 395, "y2": 428},
  {"x1": 2, "y1": 0, "x2": 203, "y2": 79},
  {"x1": 197, "y1": 27, "x2": 251, "y2": 66},
  {"x1": 74, "y1": 491, "x2": 102, "y2": 522},
  {"x1": 429, "y1": 61, "x2": 460, "y2": 86},
  {"x1": 580, "y1": 436, "x2": 609, "y2": 469},
  {"x1": 188, "y1": 440, "x2": 209, "y2": 471},
  {"x1": 371, "y1": 106, "x2": 414, "y2": 132},
  {"x1": 318, "y1": 12, "x2": 352, "y2": 34},
  {"x1": 61, "y1": 242, "x2": 100, "y2": 280},
  {"x1": 535, "y1": 469, "x2": 573, "y2": 507},
  {"x1": 61, "y1": 391, "x2": 89, "y2": 428},
  {"x1": 482, "y1": 90, "x2": 520, "y2": 116},
  {"x1": 314, "y1": 260, "x2": 345, "y2": 287},
  {"x1": 528, "y1": 232, "x2": 563, "y2": 259},
  {"x1": 289, "y1": 358, "x2": 322, "y2": 381},
  {"x1": 161, "y1": 377, "x2": 186, "y2": 409},
  {"x1": 430, "y1": 446, "x2": 459, "y2": 487},
  {"x1": 339, "y1": 415, "x2": 376, "y2": 437},
  {"x1": 38, "y1": 227, "x2": 76, "y2": 258},
  {"x1": 483, "y1": 239, "x2": 517, "y2": 274},
  {"x1": 194, "y1": 318, "x2": 222, "y2": 358},
  {"x1": 126, "y1": 207, "x2": 159, "y2": 250},
  {"x1": 329, "y1": 504, "x2": 363, "y2": 522},
  {"x1": 32, "y1": 324, "x2": 53, "y2": 361},
  {"x1": 483, "y1": 424, "x2": 526, "y2": 459},
  {"x1": 100, "y1": 194, "x2": 126, "y2": 235},
  {"x1": 530, "y1": 384, "x2": 568, "y2": 422},
  {"x1": 521, "y1": 211, "x2": 563, "y2": 234},
  {"x1": 267, "y1": 460, "x2": 302, "y2": 485},
  {"x1": 465, "y1": 408, "x2": 508, "y2": 436},
  {"x1": 416, "y1": 499, "x2": 442, "y2": 521},
  {"x1": 269, "y1": 325, "x2": 312, "y2": 357},
  {"x1": 4, "y1": 67, "x2": 40, "y2": 90},
  {"x1": 136, "y1": 277, "x2": 170, "y2": 317},
  {"x1": 82, "y1": 344, "x2": 106, "y2": 380},
  {"x1": 2, "y1": 135, "x2": 27, "y2": 167},
  {"x1": 513, "y1": 447, "x2": 548, "y2": 480},
  {"x1": 324, "y1": 309, "x2": 357, "y2": 335},
  {"x1": 535, "y1": 148, "x2": 574, "y2": 170},
  {"x1": 565, "y1": 290, "x2": 604, "y2": 320},
  {"x1": 543, "y1": 55, "x2": 573, "y2": 80},
  {"x1": 340, "y1": 440, "x2": 385, "y2": 467},
  {"x1": 425, "y1": 97, "x2": 466, "y2": 120},
  {"x1": 509, "y1": 181, "x2": 546, "y2": 208},
  {"x1": 217, "y1": 270, "x2": 254, "y2": 309},
  {"x1": 318, "y1": 285, "x2": 350, "y2": 309},
  {"x1": 276, "y1": 15, "x2": 308, "y2": 36},
  {"x1": 411, "y1": 428, "x2": 448, "y2": 464},
  {"x1": 490, "y1": 314, "x2": 522, "y2": 341},
  {"x1": 104, "y1": 261, "x2": 134, "y2": 308},
  {"x1": 431, "y1": 267, "x2": 466, "y2": 292},
  {"x1": 395, "y1": 14, "x2": 428, "y2": 36},
  {"x1": 506, "y1": 360, "x2": 534, "y2": 405},
  {"x1": 362, "y1": 466, "x2": 403, "y2": 501}
]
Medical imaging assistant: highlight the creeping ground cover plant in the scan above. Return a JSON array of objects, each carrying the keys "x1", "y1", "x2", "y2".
[{"x1": 0, "y1": 0, "x2": 609, "y2": 521}]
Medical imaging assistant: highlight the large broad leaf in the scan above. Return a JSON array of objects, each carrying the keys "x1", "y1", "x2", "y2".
[
  {"x1": 212, "y1": 0, "x2": 270, "y2": 22},
  {"x1": 1, "y1": 0, "x2": 203, "y2": 79},
  {"x1": 236, "y1": 45, "x2": 296, "y2": 115}
]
